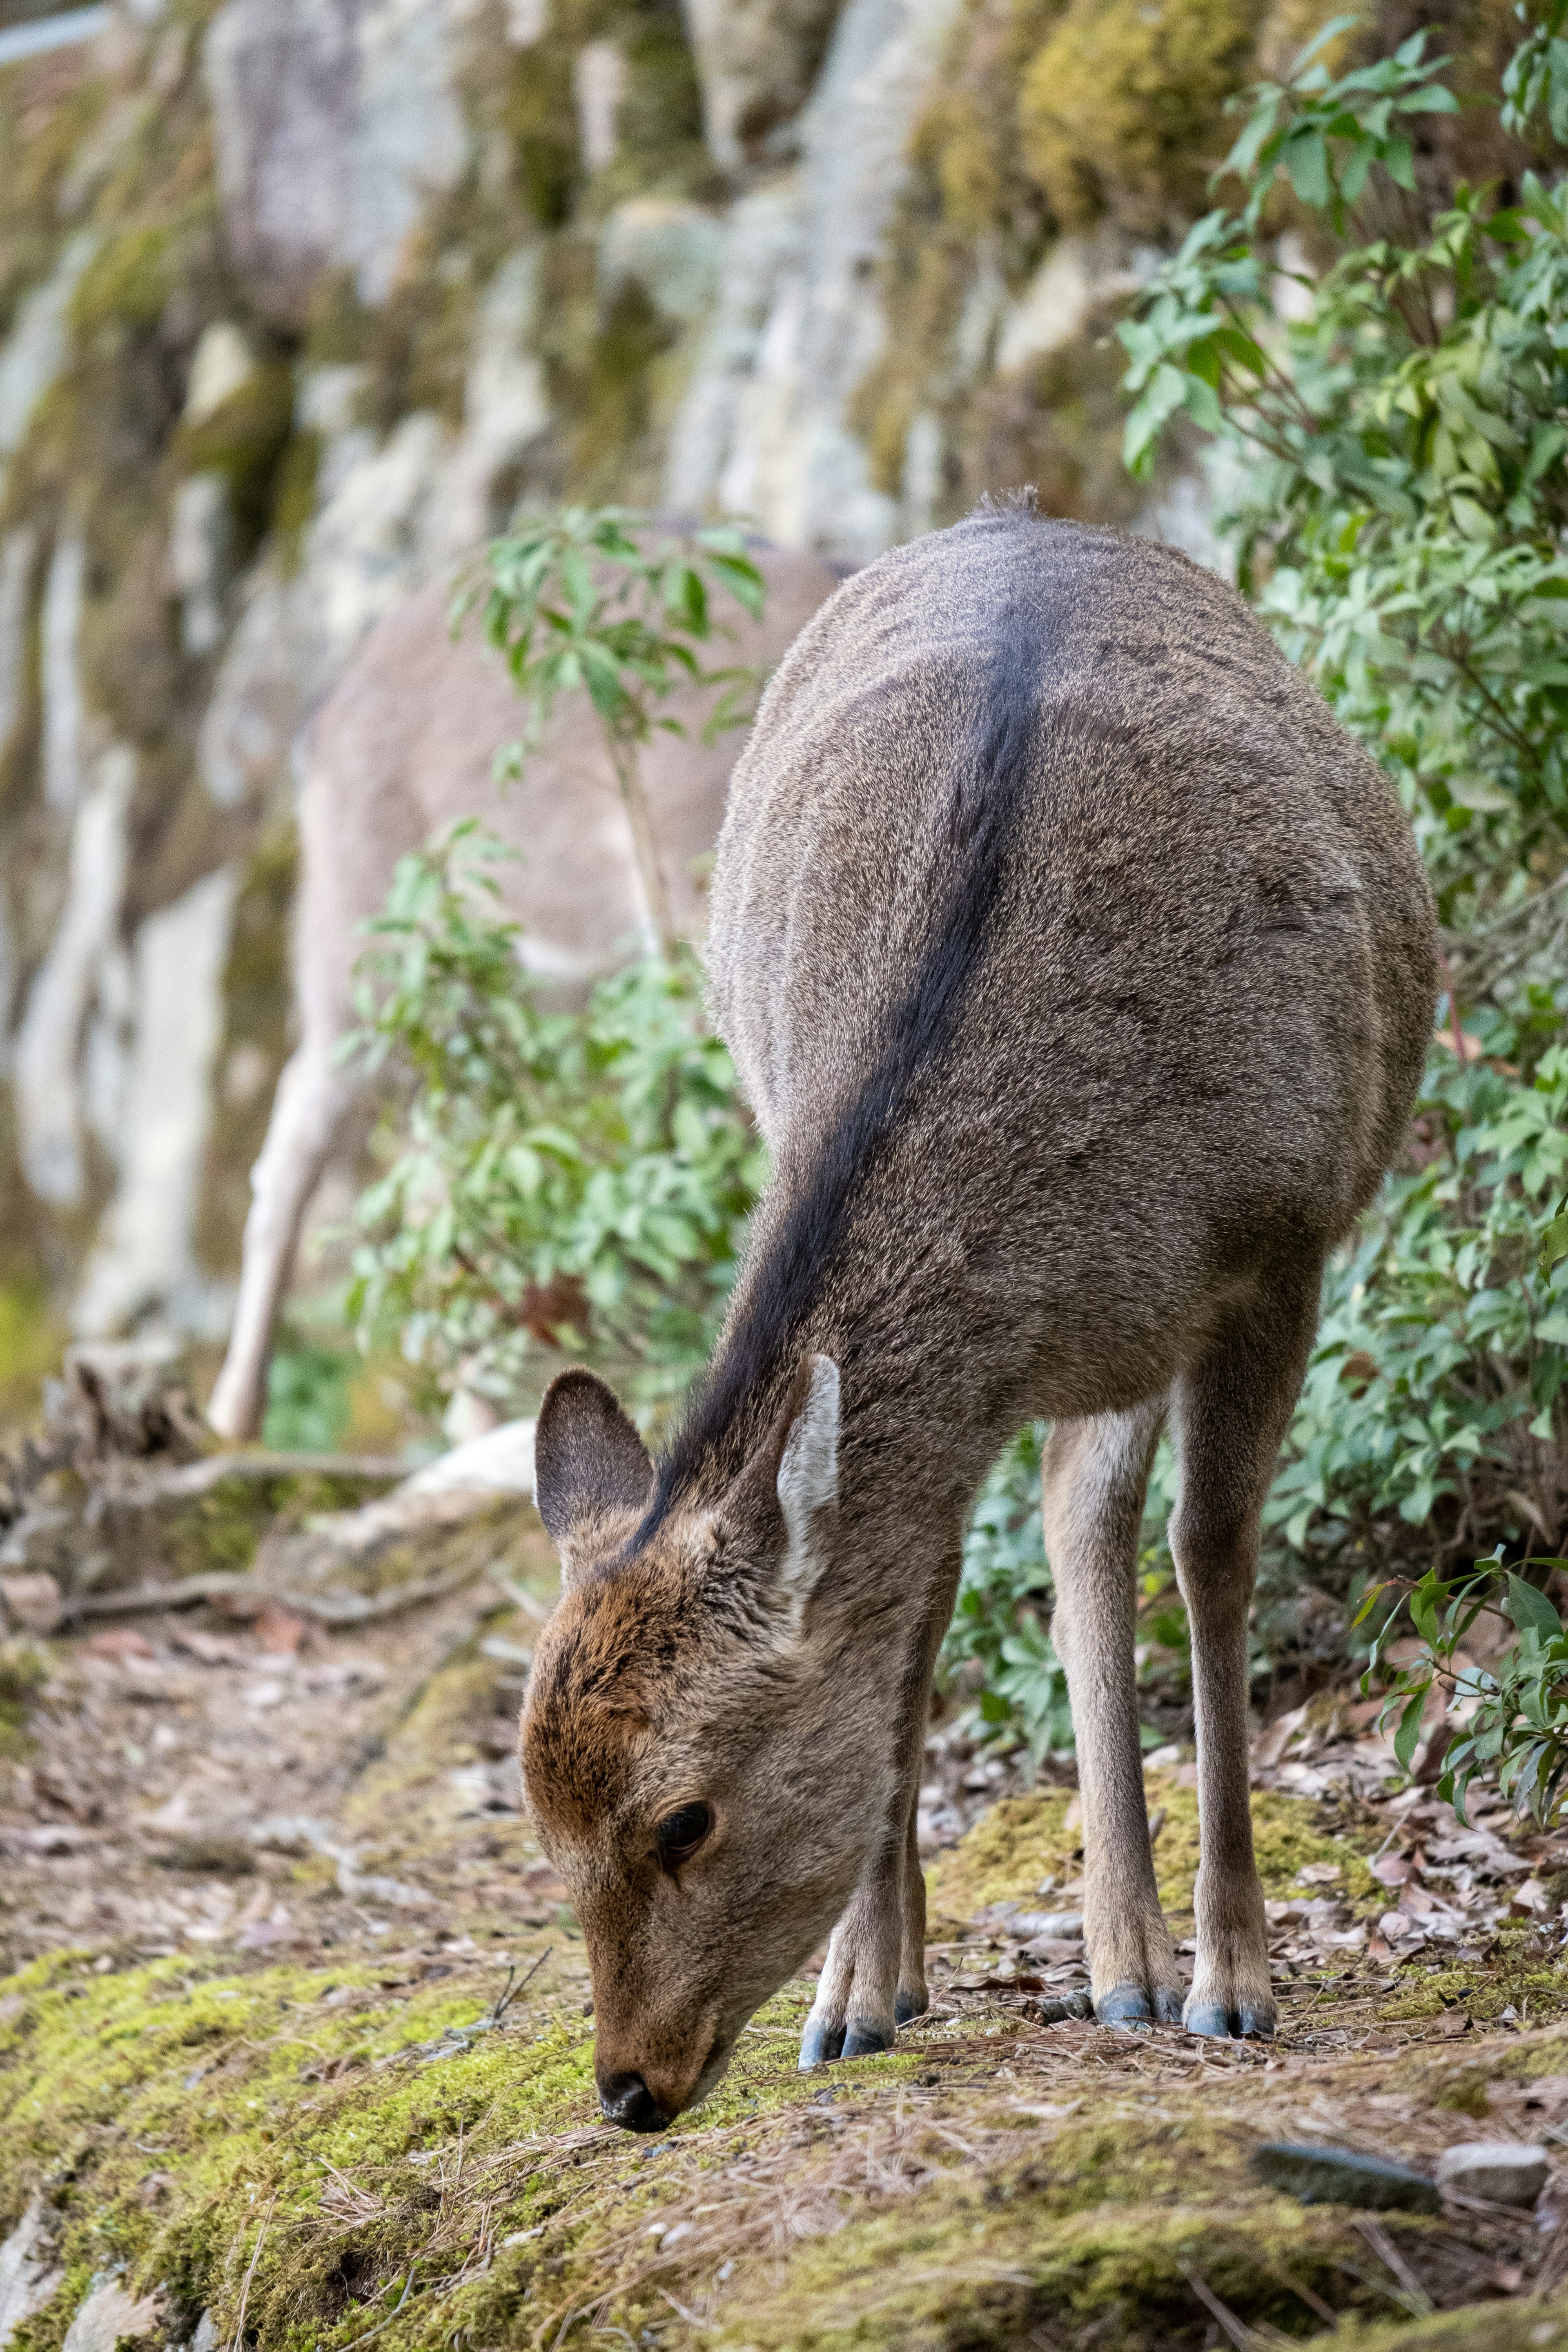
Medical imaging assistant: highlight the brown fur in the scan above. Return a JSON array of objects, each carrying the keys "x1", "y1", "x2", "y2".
[
  {"x1": 206, "y1": 543, "x2": 844, "y2": 1441},
  {"x1": 521, "y1": 503, "x2": 1437, "y2": 2127}
]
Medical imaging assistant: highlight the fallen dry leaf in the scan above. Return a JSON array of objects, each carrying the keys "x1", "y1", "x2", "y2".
[
  {"x1": 255, "y1": 1601, "x2": 307, "y2": 1655},
  {"x1": 85, "y1": 1628, "x2": 156, "y2": 1662}
]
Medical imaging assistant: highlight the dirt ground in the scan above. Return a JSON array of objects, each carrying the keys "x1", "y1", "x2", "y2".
[{"x1": 2, "y1": 1457, "x2": 1568, "y2": 2352}]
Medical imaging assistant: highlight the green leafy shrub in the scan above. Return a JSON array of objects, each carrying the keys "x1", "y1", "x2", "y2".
[
  {"x1": 346, "y1": 824, "x2": 764, "y2": 1421},
  {"x1": 956, "y1": 4, "x2": 1568, "y2": 1760},
  {"x1": 470, "y1": 505, "x2": 763, "y2": 956},
  {"x1": 1361, "y1": 1555, "x2": 1568, "y2": 1823}
]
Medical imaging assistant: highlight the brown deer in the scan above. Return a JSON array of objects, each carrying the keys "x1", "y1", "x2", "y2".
[
  {"x1": 520, "y1": 499, "x2": 1437, "y2": 2131},
  {"x1": 206, "y1": 541, "x2": 844, "y2": 1443}
]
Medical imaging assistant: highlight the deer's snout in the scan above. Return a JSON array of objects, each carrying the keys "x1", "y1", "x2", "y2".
[{"x1": 598, "y1": 2069, "x2": 668, "y2": 2133}]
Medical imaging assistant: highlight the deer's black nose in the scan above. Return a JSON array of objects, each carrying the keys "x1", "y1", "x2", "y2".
[{"x1": 599, "y1": 2071, "x2": 667, "y2": 2132}]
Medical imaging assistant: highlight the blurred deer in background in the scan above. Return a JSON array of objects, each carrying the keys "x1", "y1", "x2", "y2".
[
  {"x1": 520, "y1": 499, "x2": 1437, "y2": 2130},
  {"x1": 207, "y1": 542, "x2": 844, "y2": 1443}
]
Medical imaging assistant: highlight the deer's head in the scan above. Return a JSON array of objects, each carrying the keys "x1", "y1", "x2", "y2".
[{"x1": 520, "y1": 1356, "x2": 891, "y2": 2129}]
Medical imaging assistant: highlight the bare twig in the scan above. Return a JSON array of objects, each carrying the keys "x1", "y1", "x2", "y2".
[
  {"x1": 230, "y1": 2194, "x2": 275, "y2": 2352},
  {"x1": 59, "y1": 1559, "x2": 486, "y2": 1628},
  {"x1": 488, "y1": 1947, "x2": 550, "y2": 2028},
  {"x1": 1354, "y1": 2215, "x2": 1433, "y2": 2313}
]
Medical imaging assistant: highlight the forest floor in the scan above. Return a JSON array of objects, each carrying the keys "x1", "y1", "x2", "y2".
[{"x1": 1, "y1": 1444, "x2": 1568, "y2": 2352}]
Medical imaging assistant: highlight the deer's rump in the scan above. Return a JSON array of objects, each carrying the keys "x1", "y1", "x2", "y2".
[{"x1": 707, "y1": 509, "x2": 1436, "y2": 1429}]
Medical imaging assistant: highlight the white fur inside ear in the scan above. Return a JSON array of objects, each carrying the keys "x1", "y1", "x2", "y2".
[{"x1": 777, "y1": 1357, "x2": 839, "y2": 1597}]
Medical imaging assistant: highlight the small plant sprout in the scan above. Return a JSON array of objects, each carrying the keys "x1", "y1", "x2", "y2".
[{"x1": 467, "y1": 506, "x2": 766, "y2": 959}]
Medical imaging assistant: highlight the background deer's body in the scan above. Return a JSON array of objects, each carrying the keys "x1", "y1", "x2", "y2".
[
  {"x1": 522, "y1": 504, "x2": 1437, "y2": 2127},
  {"x1": 207, "y1": 543, "x2": 844, "y2": 1442}
]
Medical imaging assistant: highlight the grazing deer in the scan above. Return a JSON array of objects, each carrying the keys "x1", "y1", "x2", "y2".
[
  {"x1": 521, "y1": 500, "x2": 1437, "y2": 2131},
  {"x1": 206, "y1": 542, "x2": 844, "y2": 1443}
]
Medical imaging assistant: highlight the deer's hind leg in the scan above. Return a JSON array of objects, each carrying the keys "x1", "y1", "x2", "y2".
[
  {"x1": 1172, "y1": 1267, "x2": 1321, "y2": 2041},
  {"x1": 1045, "y1": 1399, "x2": 1180, "y2": 2027}
]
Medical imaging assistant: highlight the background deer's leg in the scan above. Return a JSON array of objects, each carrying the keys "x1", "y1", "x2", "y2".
[
  {"x1": 800, "y1": 1544, "x2": 960, "y2": 2067},
  {"x1": 897, "y1": 1776, "x2": 929, "y2": 2028},
  {"x1": 206, "y1": 1037, "x2": 354, "y2": 1441},
  {"x1": 1172, "y1": 1266, "x2": 1322, "y2": 2040},
  {"x1": 1045, "y1": 1400, "x2": 1178, "y2": 2027}
]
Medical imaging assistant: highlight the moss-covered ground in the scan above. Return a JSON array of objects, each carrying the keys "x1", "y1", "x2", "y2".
[{"x1": 6, "y1": 1553, "x2": 1568, "y2": 2352}]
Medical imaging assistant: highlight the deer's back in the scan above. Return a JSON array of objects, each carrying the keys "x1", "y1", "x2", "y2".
[{"x1": 708, "y1": 511, "x2": 1435, "y2": 1408}]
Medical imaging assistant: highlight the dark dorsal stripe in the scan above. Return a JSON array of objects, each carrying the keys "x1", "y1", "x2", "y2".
[{"x1": 640, "y1": 584, "x2": 1044, "y2": 1528}]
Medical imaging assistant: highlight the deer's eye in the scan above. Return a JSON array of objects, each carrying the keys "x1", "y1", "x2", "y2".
[{"x1": 655, "y1": 1802, "x2": 712, "y2": 1869}]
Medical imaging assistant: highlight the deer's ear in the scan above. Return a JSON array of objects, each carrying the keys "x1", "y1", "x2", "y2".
[
  {"x1": 721, "y1": 1355, "x2": 840, "y2": 1610},
  {"x1": 534, "y1": 1368, "x2": 654, "y2": 1557}
]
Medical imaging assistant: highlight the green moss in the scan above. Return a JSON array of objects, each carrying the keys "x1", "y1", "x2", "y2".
[
  {"x1": 1334, "y1": 2307, "x2": 1568, "y2": 2352},
  {"x1": 711, "y1": 2184, "x2": 1434, "y2": 2350},
  {"x1": 0, "y1": 1641, "x2": 49, "y2": 1760},
  {"x1": 271, "y1": 430, "x2": 321, "y2": 573},
  {"x1": 1378, "y1": 1951, "x2": 1568, "y2": 2027},
  {"x1": 929, "y1": 1773, "x2": 1375, "y2": 1925},
  {"x1": 0, "y1": 1285, "x2": 67, "y2": 1431},
  {"x1": 1018, "y1": 0, "x2": 1260, "y2": 231},
  {"x1": 111, "y1": 1463, "x2": 407, "y2": 1586},
  {"x1": 176, "y1": 365, "x2": 296, "y2": 552},
  {"x1": 501, "y1": 38, "x2": 580, "y2": 228},
  {"x1": 70, "y1": 223, "x2": 173, "y2": 338}
]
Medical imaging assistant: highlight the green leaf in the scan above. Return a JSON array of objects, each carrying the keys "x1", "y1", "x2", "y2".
[
  {"x1": 1507, "y1": 1575, "x2": 1564, "y2": 1640},
  {"x1": 1394, "y1": 1688, "x2": 1429, "y2": 1771}
]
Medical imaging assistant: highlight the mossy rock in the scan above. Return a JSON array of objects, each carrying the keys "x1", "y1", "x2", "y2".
[
  {"x1": 81, "y1": 1457, "x2": 409, "y2": 1591},
  {"x1": 1019, "y1": 0, "x2": 1262, "y2": 231},
  {"x1": 929, "y1": 1771, "x2": 1376, "y2": 1925}
]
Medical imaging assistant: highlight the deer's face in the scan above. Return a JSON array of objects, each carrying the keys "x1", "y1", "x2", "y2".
[{"x1": 521, "y1": 1358, "x2": 882, "y2": 2129}]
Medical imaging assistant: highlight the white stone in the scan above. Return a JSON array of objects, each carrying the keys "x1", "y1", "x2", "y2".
[
  {"x1": 60, "y1": 2277, "x2": 160, "y2": 2352},
  {"x1": 41, "y1": 534, "x2": 86, "y2": 813},
  {"x1": 573, "y1": 39, "x2": 628, "y2": 173},
  {"x1": 295, "y1": 362, "x2": 371, "y2": 442},
  {"x1": 204, "y1": 0, "x2": 466, "y2": 320},
  {"x1": 669, "y1": 0, "x2": 963, "y2": 561},
  {"x1": 0, "y1": 2197, "x2": 63, "y2": 2348},
  {"x1": 401, "y1": 1418, "x2": 537, "y2": 1499},
  {"x1": 0, "y1": 526, "x2": 35, "y2": 764},
  {"x1": 169, "y1": 474, "x2": 232, "y2": 655},
  {"x1": 197, "y1": 574, "x2": 301, "y2": 809},
  {"x1": 296, "y1": 409, "x2": 447, "y2": 697},
  {"x1": 183, "y1": 320, "x2": 256, "y2": 426},
  {"x1": 73, "y1": 865, "x2": 239, "y2": 1337},
  {"x1": 993, "y1": 231, "x2": 1150, "y2": 377},
  {"x1": 601, "y1": 197, "x2": 727, "y2": 325},
  {"x1": 901, "y1": 408, "x2": 941, "y2": 537},
  {"x1": 0, "y1": 236, "x2": 95, "y2": 497},
  {"x1": 1435, "y1": 2142, "x2": 1551, "y2": 2207},
  {"x1": 14, "y1": 747, "x2": 136, "y2": 1207},
  {"x1": 682, "y1": 0, "x2": 842, "y2": 171},
  {"x1": 422, "y1": 253, "x2": 550, "y2": 564}
]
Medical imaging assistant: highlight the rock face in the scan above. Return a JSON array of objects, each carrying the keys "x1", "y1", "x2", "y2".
[
  {"x1": 204, "y1": 0, "x2": 466, "y2": 322},
  {"x1": 0, "y1": 0, "x2": 1262, "y2": 1363}
]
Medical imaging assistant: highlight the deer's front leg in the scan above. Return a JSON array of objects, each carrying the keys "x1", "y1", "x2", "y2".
[
  {"x1": 800, "y1": 1562, "x2": 957, "y2": 2068},
  {"x1": 799, "y1": 1830, "x2": 905, "y2": 2063}
]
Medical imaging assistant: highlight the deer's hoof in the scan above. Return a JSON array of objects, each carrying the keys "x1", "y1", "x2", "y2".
[
  {"x1": 1096, "y1": 1984, "x2": 1183, "y2": 2030},
  {"x1": 798, "y1": 2015, "x2": 844, "y2": 2068},
  {"x1": 894, "y1": 1989, "x2": 929, "y2": 2028},
  {"x1": 841, "y1": 2019, "x2": 894, "y2": 2059},
  {"x1": 1184, "y1": 1995, "x2": 1276, "y2": 2040}
]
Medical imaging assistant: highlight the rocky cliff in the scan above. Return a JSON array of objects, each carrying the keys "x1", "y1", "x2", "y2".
[{"x1": 0, "y1": 0, "x2": 1515, "y2": 1396}]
